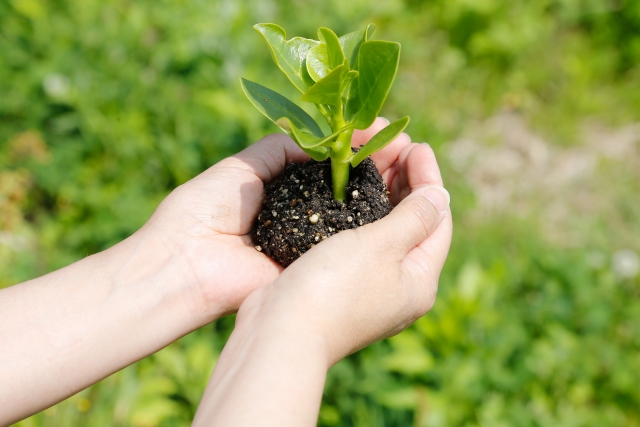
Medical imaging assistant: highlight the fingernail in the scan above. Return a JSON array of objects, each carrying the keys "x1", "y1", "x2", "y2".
[
  {"x1": 420, "y1": 186, "x2": 450, "y2": 213},
  {"x1": 379, "y1": 117, "x2": 390, "y2": 125}
]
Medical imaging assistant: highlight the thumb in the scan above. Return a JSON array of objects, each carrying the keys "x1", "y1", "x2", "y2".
[{"x1": 368, "y1": 186, "x2": 450, "y2": 254}]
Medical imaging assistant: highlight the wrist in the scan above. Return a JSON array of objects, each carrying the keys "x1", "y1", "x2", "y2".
[
  {"x1": 236, "y1": 283, "x2": 344, "y2": 368},
  {"x1": 194, "y1": 285, "x2": 330, "y2": 426},
  {"x1": 99, "y1": 227, "x2": 215, "y2": 331},
  {"x1": 238, "y1": 285, "x2": 332, "y2": 365}
]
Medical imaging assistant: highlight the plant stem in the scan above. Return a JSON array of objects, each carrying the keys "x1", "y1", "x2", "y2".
[{"x1": 329, "y1": 109, "x2": 353, "y2": 202}]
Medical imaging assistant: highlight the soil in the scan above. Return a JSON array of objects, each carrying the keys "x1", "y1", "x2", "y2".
[{"x1": 251, "y1": 155, "x2": 391, "y2": 267}]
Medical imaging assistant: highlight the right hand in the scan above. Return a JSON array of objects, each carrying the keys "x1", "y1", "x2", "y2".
[{"x1": 236, "y1": 141, "x2": 453, "y2": 365}]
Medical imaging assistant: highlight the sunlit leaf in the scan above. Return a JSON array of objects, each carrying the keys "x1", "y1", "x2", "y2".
[
  {"x1": 240, "y1": 78, "x2": 323, "y2": 137},
  {"x1": 318, "y1": 27, "x2": 344, "y2": 69},
  {"x1": 302, "y1": 146, "x2": 330, "y2": 161},
  {"x1": 306, "y1": 44, "x2": 330, "y2": 82},
  {"x1": 275, "y1": 117, "x2": 331, "y2": 161},
  {"x1": 344, "y1": 80, "x2": 360, "y2": 122},
  {"x1": 339, "y1": 30, "x2": 365, "y2": 69},
  {"x1": 365, "y1": 23, "x2": 376, "y2": 41},
  {"x1": 253, "y1": 23, "x2": 319, "y2": 93},
  {"x1": 277, "y1": 117, "x2": 352, "y2": 149},
  {"x1": 352, "y1": 41, "x2": 400, "y2": 130},
  {"x1": 301, "y1": 64, "x2": 355, "y2": 106},
  {"x1": 306, "y1": 28, "x2": 345, "y2": 82},
  {"x1": 342, "y1": 24, "x2": 376, "y2": 122},
  {"x1": 350, "y1": 116, "x2": 409, "y2": 167}
]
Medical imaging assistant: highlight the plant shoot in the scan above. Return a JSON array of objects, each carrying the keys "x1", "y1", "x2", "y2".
[{"x1": 241, "y1": 23, "x2": 409, "y2": 201}]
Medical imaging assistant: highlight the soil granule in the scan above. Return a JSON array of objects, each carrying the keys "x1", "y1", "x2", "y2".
[{"x1": 251, "y1": 155, "x2": 391, "y2": 267}]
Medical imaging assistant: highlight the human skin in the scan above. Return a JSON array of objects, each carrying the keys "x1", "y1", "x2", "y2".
[
  {"x1": 0, "y1": 117, "x2": 438, "y2": 425},
  {"x1": 193, "y1": 136, "x2": 453, "y2": 426}
]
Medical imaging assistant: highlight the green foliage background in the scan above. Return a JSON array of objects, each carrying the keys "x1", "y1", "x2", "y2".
[{"x1": 1, "y1": 0, "x2": 639, "y2": 425}]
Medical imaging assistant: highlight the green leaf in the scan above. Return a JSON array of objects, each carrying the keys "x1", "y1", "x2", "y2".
[
  {"x1": 339, "y1": 30, "x2": 365, "y2": 69},
  {"x1": 301, "y1": 64, "x2": 352, "y2": 106},
  {"x1": 340, "y1": 24, "x2": 376, "y2": 121},
  {"x1": 318, "y1": 27, "x2": 344, "y2": 69},
  {"x1": 253, "y1": 23, "x2": 319, "y2": 93},
  {"x1": 306, "y1": 44, "x2": 330, "y2": 82},
  {"x1": 306, "y1": 28, "x2": 345, "y2": 82},
  {"x1": 277, "y1": 117, "x2": 353, "y2": 149},
  {"x1": 302, "y1": 147, "x2": 331, "y2": 162},
  {"x1": 365, "y1": 23, "x2": 376, "y2": 41},
  {"x1": 352, "y1": 41, "x2": 401, "y2": 130},
  {"x1": 240, "y1": 78, "x2": 323, "y2": 137},
  {"x1": 302, "y1": 146, "x2": 330, "y2": 161},
  {"x1": 340, "y1": 24, "x2": 375, "y2": 69},
  {"x1": 275, "y1": 118, "x2": 331, "y2": 161},
  {"x1": 342, "y1": 70, "x2": 359, "y2": 90},
  {"x1": 344, "y1": 78, "x2": 360, "y2": 122},
  {"x1": 341, "y1": 24, "x2": 375, "y2": 120},
  {"x1": 350, "y1": 116, "x2": 409, "y2": 167},
  {"x1": 341, "y1": 69, "x2": 359, "y2": 116}
]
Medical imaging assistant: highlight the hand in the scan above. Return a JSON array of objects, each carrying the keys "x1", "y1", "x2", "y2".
[
  {"x1": 135, "y1": 134, "x2": 306, "y2": 320},
  {"x1": 352, "y1": 117, "x2": 437, "y2": 206},
  {"x1": 238, "y1": 136, "x2": 452, "y2": 363},
  {"x1": 192, "y1": 131, "x2": 452, "y2": 426}
]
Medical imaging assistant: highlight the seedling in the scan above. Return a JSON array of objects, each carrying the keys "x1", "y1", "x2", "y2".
[{"x1": 241, "y1": 23, "x2": 409, "y2": 201}]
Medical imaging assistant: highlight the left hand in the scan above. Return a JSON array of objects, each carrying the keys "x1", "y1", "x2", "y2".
[{"x1": 137, "y1": 133, "x2": 308, "y2": 320}]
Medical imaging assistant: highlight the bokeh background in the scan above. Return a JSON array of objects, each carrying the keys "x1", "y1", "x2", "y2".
[{"x1": 2, "y1": 0, "x2": 640, "y2": 425}]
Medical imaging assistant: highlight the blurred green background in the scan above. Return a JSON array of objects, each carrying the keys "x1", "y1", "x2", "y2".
[{"x1": 2, "y1": 0, "x2": 640, "y2": 425}]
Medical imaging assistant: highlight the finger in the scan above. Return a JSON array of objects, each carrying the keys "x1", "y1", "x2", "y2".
[
  {"x1": 406, "y1": 213, "x2": 452, "y2": 276},
  {"x1": 388, "y1": 143, "x2": 443, "y2": 205},
  {"x1": 353, "y1": 118, "x2": 412, "y2": 176},
  {"x1": 371, "y1": 133, "x2": 411, "y2": 176},
  {"x1": 215, "y1": 134, "x2": 310, "y2": 183},
  {"x1": 362, "y1": 185, "x2": 450, "y2": 255},
  {"x1": 401, "y1": 212, "x2": 453, "y2": 305},
  {"x1": 351, "y1": 117, "x2": 390, "y2": 146}
]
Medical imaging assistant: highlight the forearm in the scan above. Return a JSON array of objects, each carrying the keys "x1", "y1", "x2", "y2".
[
  {"x1": 0, "y1": 229, "x2": 212, "y2": 425},
  {"x1": 193, "y1": 287, "x2": 329, "y2": 427}
]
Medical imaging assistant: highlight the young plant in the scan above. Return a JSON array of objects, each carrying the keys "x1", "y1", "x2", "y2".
[{"x1": 241, "y1": 23, "x2": 409, "y2": 201}]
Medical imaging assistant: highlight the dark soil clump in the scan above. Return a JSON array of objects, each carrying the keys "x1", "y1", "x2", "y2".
[{"x1": 252, "y1": 156, "x2": 391, "y2": 267}]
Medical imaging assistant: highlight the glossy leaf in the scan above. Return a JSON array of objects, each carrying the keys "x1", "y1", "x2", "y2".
[
  {"x1": 352, "y1": 41, "x2": 400, "y2": 130},
  {"x1": 277, "y1": 117, "x2": 353, "y2": 149},
  {"x1": 343, "y1": 72, "x2": 360, "y2": 121},
  {"x1": 306, "y1": 28, "x2": 345, "y2": 82},
  {"x1": 254, "y1": 23, "x2": 319, "y2": 93},
  {"x1": 350, "y1": 116, "x2": 410, "y2": 167},
  {"x1": 342, "y1": 70, "x2": 359, "y2": 91},
  {"x1": 341, "y1": 25, "x2": 373, "y2": 121},
  {"x1": 275, "y1": 118, "x2": 331, "y2": 161},
  {"x1": 365, "y1": 23, "x2": 376, "y2": 41},
  {"x1": 341, "y1": 70, "x2": 360, "y2": 119},
  {"x1": 240, "y1": 78, "x2": 323, "y2": 137},
  {"x1": 301, "y1": 64, "x2": 352, "y2": 106},
  {"x1": 318, "y1": 27, "x2": 344, "y2": 69},
  {"x1": 340, "y1": 24, "x2": 375, "y2": 69},
  {"x1": 302, "y1": 146, "x2": 331, "y2": 161},
  {"x1": 306, "y1": 43, "x2": 330, "y2": 82},
  {"x1": 301, "y1": 57, "x2": 316, "y2": 88},
  {"x1": 339, "y1": 30, "x2": 365, "y2": 69},
  {"x1": 344, "y1": 78, "x2": 360, "y2": 122}
]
